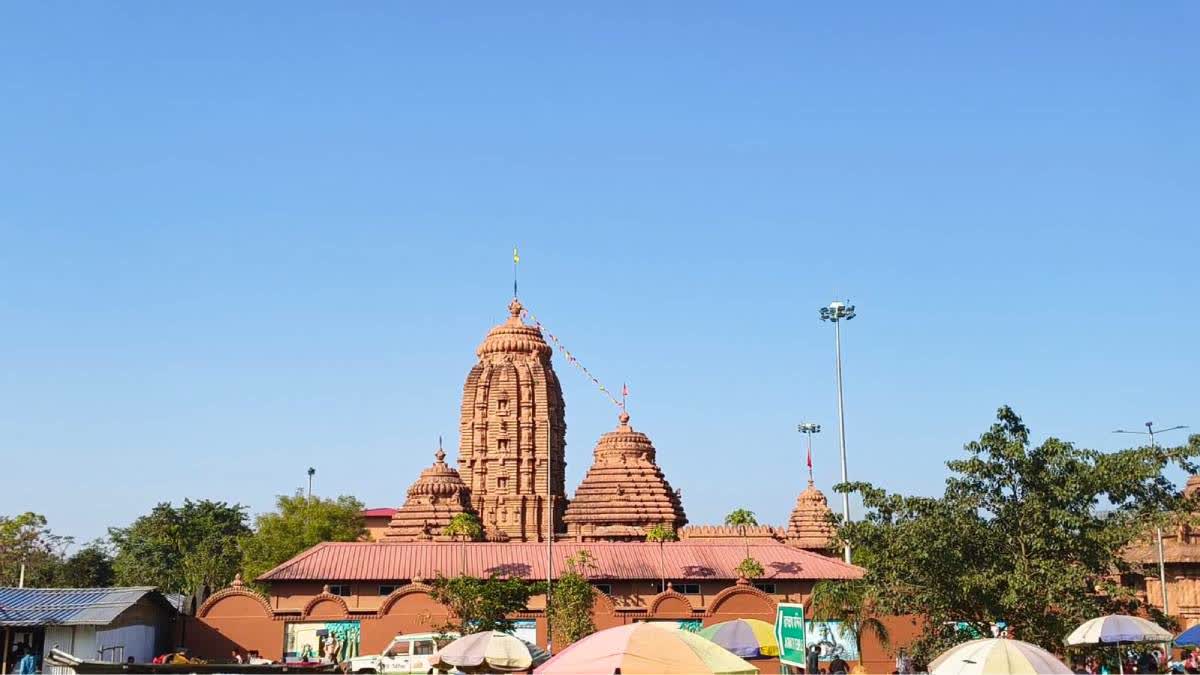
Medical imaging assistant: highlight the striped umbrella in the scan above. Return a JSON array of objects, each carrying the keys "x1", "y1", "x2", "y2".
[
  {"x1": 431, "y1": 631, "x2": 549, "y2": 673},
  {"x1": 929, "y1": 638, "x2": 1072, "y2": 675},
  {"x1": 534, "y1": 623, "x2": 758, "y2": 675},
  {"x1": 699, "y1": 619, "x2": 779, "y2": 658},
  {"x1": 1065, "y1": 615, "x2": 1172, "y2": 645}
]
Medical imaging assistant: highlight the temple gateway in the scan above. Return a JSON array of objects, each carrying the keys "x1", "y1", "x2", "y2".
[{"x1": 186, "y1": 297, "x2": 884, "y2": 667}]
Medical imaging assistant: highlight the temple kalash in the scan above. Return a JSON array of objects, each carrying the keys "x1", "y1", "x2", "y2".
[{"x1": 185, "y1": 296, "x2": 896, "y2": 668}]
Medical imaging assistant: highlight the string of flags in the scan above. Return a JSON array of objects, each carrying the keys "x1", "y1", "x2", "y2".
[{"x1": 519, "y1": 304, "x2": 625, "y2": 410}]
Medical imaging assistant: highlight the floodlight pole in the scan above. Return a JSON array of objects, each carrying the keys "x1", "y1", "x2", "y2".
[
  {"x1": 820, "y1": 300, "x2": 856, "y2": 564},
  {"x1": 1114, "y1": 422, "x2": 1189, "y2": 618}
]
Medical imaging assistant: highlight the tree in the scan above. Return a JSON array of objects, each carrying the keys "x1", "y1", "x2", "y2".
[
  {"x1": 429, "y1": 574, "x2": 541, "y2": 635},
  {"x1": 809, "y1": 579, "x2": 890, "y2": 661},
  {"x1": 52, "y1": 543, "x2": 115, "y2": 588},
  {"x1": 550, "y1": 551, "x2": 597, "y2": 646},
  {"x1": 442, "y1": 513, "x2": 483, "y2": 575},
  {"x1": 838, "y1": 406, "x2": 1200, "y2": 663},
  {"x1": 0, "y1": 512, "x2": 72, "y2": 587},
  {"x1": 724, "y1": 508, "x2": 758, "y2": 562},
  {"x1": 110, "y1": 500, "x2": 249, "y2": 599},
  {"x1": 241, "y1": 491, "x2": 365, "y2": 584},
  {"x1": 734, "y1": 556, "x2": 764, "y2": 581},
  {"x1": 645, "y1": 524, "x2": 677, "y2": 592}
]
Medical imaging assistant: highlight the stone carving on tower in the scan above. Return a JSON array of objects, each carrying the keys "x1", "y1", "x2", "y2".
[
  {"x1": 786, "y1": 480, "x2": 837, "y2": 553},
  {"x1": 382, "y1": 446, "x2": 473, "y2": 541},
  {"x1": 458, "y1": 298, "x2": 567, "y2": 542},
  {"x1": 563, "y1": 411, "x2": 687, "y2": 541}
]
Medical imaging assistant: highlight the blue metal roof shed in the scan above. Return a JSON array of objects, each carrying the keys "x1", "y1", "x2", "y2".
[{"x1": 0, "y1": 587, "x2": 164, "y2": 627}]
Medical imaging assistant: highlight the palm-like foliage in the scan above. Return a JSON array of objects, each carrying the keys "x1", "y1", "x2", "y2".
[
  {"x1": 809, "y1": 579, "x2": 890, "y2": 660},
  {"x1": 724, "y1": 508, "x2": 758, "y2": 561},
  {"x1": 735, "y1": 556, "x2": 764, "y2": 580},
  {"x1": 443, "y1": 513, "x2": 483, "y2": 575},
  {"x1": 645, "y1": 524, "x2": 678, "y2": 591}
]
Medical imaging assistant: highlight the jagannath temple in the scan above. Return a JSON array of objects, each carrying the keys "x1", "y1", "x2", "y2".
[{"x1": 184, "y1": 295, "x2": 876, "y2": 667}]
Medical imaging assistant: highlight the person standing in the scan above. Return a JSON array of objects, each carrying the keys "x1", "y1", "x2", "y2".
[
  {"x1": 324, "y1": 634, "x2": 340, "y2": 665},
  {"x1": 806, "y1": 643, "x2": 822, "y2": 674},
  {"x1": 829, "y1": 655, "x2": 849, "y2": 674}
]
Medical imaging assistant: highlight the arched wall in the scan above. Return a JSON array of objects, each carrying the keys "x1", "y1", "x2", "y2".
[
  {"x1": 190, "y1": 588, "x2": 282, "y2": 661},
  {"x1": 364, "y1": 585, "x2": 449, "y2": 654}
]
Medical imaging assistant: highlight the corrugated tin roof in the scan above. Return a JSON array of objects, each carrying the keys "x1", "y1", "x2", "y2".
[
  {"x1": 0, "y1": 587, "x2": 161, "y2": 627},
  {"x1": 259, "y1": 541, "x2": 863, "y2": 583}
]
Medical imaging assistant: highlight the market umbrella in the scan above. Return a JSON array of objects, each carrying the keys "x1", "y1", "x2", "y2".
[
  {"x1": 698, "y1": 619, "x2": 779, "y2": 658},
  {"x1": 929, "y1": 638, "x2": 1072, "y2": 675},
  {"x1": 1065, "y1": 614, "x2": 1172, "y2": 675},
  {"x1": 534, "y1": 623, "x2": 758, "y2": 675},
  {"x1": 1176, "y1": 624, "x2": 1200, "y2": 646},
  {"x1": 431, "y1": 631, "x2": 549, "y2": 673}
]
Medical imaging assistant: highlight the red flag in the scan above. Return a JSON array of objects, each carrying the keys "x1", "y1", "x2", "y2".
[
  {"x1": 622, "y1": 383, "x2": 629, "y2": 398},
  {"x1": 807, "y1": 445, "x2": 813, "y2": 471}
]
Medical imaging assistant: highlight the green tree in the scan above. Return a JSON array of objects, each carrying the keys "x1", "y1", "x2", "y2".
[
  {"x1": 110, "y1": 500, "x2": 249, "y2": 598},
  {"x1": 838, "y1": 406, "x2": 1200, "y2": 662},
  {"x1": 443, "y1": 512, "x2": 483, "y2": 575},
  {"x1": 550, "y1": 551, "x2": 597, "y2": 646},
  {"x1": 0, "y1": 512, "x2": 72, "y2": 587},
  {"x1": 810, "y1": 579, "x2": 890, "y2": 661},
  {"x1": 429, "y1": 573, "x2": 540, "y2": 635},
  {"x1": 52, "y1": 543, "x2": 115, "y2": 588},
  {"x1": 724, "y1": 508, "x2": 758, "y2": 562},
  {"x1": 645, "y1": 524, "x2": 677, "y2": 591},
  {"x1": 241, "y1": 491, "x2": 365, "y2": 584},
  {"x1": 734, "y1": 556, "x2": 764, "y2": 581}
]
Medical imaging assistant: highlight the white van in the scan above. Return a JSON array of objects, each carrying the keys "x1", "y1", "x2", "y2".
[{"x1": 345, "y1": 632, "x2": 457, "y2": 674}]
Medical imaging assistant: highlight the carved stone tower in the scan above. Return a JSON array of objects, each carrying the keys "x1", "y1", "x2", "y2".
[
  {"x1": 458, "y1": 298, "x2": 567, "y2": 542},
  {"x1": 563, "y1": 411, "x2": 687, "y2": 541}
]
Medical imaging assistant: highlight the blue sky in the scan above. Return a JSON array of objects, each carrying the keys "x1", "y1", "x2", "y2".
[{"x1": 1, "y1": 3, "x2": 1197, "y2": 545}]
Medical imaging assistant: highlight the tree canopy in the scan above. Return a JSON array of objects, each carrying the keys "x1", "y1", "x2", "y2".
[
  {"x1": 838, "y1": 406, "x2": 1200, "y2": 662},
  {"x1": 0, "y1": 512, "x2": 71, "y2": 587},
  {"x1": 550, "y1": 551, "x2": 597, "y2": 646},
  {"x1": 241, "y1": 492, "x2": 364, "y2": 584},
  {"x1": 429, "y1": 574, "x2": 541, "y2": 636},
  {"x1": 109, "y1": 500, "x2": 249, "y2": 597}
]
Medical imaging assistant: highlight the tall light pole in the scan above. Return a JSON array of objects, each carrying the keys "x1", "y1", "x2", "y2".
[
  {"x1": 819, "y1": 300, "x2": 855, "y2": 564},
  {"x1": 798, "y1": 423, "x2": 822, "y2": 484},
  {"x1": 307, "y1": 467, "x2": 315, "y2": 499},
  {"x1": 1113, "y1": 422, "x2": 1189, "y2": 617}
]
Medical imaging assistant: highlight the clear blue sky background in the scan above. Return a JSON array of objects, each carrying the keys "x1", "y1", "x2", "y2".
[{"x1": 2, "y1": 3, "x2": 1197, "y2": 546}]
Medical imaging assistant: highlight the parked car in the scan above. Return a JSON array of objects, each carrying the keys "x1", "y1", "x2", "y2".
[{"x1": 345, "y1": 632, "x2": 456, "y2": 674}]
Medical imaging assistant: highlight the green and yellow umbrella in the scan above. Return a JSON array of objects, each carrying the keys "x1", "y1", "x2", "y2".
[{"x1": 699, "y1": 619, "x2": 779, "y2": 659}]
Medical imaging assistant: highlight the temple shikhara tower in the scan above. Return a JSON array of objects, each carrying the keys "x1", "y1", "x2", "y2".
[
  {"x1": 563, "y1": 411, "x2": 688, "y2": 541},
  {"x1": 376, "y1": 294, "x2": 839, "y2": 551},
  {"x1": 457, "y1": 298, "x2": 567, "y2": 542}
]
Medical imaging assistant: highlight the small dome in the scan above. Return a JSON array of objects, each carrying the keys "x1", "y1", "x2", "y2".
[
  {"x1": 476, "y1": 298, "x2": 551, "y2": 358},
  {"x1": 787, "y1": 481, "x2": 837, "y2": 552},
  {"x1": 382, "y1": 447, "x2": 475, "y2": 541}
]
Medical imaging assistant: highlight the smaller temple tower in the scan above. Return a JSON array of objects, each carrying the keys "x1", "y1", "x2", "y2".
[
  {"x1": 785, "y1": 480, "x2": 837, "y2": 553},
  {"x1": 382, "y1": 447, "x2": 474, "y2": 541},
  {"x1": 563, "y1": 411, "x2": 688, "y2": 541}
]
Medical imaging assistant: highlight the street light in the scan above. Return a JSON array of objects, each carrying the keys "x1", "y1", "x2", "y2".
[
  {"x1": 1113, "y1": 422, "x2": 1189, "y2": 617},
  {"x1": 307, "y1": 467, "x2": 316, "y2": 499},
  {"x1": 798, "y1": 423, "x2": 821, "y2": 484},
  {"x1": 819, "y1": 300, "x2": 855, "y2": 564}
]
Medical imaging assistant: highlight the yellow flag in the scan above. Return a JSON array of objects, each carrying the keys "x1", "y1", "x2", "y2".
[{"x1": 513, "y1": 247, "x2": 520, "y2": 264}]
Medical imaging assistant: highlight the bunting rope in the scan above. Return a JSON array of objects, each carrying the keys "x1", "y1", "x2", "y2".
[{"x1": 519, "y1": 305, "x2": 624, "y2": 409}]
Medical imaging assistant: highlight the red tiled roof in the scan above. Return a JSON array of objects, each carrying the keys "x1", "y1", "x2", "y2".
[
  {"x1": 361, "y1": 508, "x2": 397, "y2": 518},
  {"x1": 258, "y1": 541, "x2": 863, "y2": 583}
]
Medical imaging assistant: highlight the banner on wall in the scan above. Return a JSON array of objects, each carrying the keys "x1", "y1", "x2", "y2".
[{"x1": 806, "y1": 621, "x2": 860, "y2": 662}]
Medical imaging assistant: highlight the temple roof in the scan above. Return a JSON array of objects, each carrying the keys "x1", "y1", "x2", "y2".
[
  {"x1": 476, "y1": 298, "x2": 551, "y2": 358},
  {"x1": 786, "y1": 481, "x2": 837, "y2": 551},
  {"x1": 381, "y1": 447, "x2": 474, "y2": 541},
  {"x1": 258, "y1": 541, "x2": 864, "y2": 582},
  {"x1": 563, "y1": 412, "x2": 687, "y2": 538}
]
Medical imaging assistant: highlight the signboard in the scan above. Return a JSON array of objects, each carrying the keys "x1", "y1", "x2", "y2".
[
  {"x1": 775, "y1": 602, "x2": 807, "y2": 668},
  {"x1": 807, "y1": 621, "x2": 859, "y2": 662}
]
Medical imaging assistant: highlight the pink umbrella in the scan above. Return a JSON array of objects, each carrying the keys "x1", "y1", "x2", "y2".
[{"x1": 535, "y1": 623, "x2": 757, "y2": 675}]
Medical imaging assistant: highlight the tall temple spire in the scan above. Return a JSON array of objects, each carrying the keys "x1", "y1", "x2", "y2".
[{"x1": 458, "y1": 297, "x2": 567, "y2": 542}]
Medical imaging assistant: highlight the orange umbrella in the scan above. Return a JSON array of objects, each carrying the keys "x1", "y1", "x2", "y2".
[{"x1": 534, "y1": 623, "x2": 757, "y2": 675}]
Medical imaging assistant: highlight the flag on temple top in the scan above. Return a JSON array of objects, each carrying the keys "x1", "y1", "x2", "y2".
[
  {"x1": 513, "y1": 247, "x2": 519, "y2": 264},
  {"x1": 807, "y1": 445, "x2": 813, "y2": 471},
  {"x1": 622, "y1": 383, "x2": 629, "y2": 398}
]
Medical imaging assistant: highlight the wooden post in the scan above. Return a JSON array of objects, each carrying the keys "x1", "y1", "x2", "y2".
[{"x1": 2, "y1": 625, "x2": 11, "y2": 674}]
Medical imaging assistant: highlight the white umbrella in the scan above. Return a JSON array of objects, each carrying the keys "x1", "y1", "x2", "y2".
[
  {"x1": 1066, "y1": 615, "x2": 1172, "y2": 645},
  {"x1": 929, "y1": 638, "x2": 1072, "y2": 675},
  {"x1": 1065, "y1": 614, "x2": 1172, "y2": 675}
]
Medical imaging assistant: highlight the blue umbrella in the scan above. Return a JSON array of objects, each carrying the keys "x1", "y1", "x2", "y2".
[{"x1": 1176, "y1": 625, "x2": 1200, "y2": 646}]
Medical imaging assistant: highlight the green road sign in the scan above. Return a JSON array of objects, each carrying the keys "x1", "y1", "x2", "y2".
[{"x1": 775, "y1": 602, "x2": 806, "y2": 667}]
